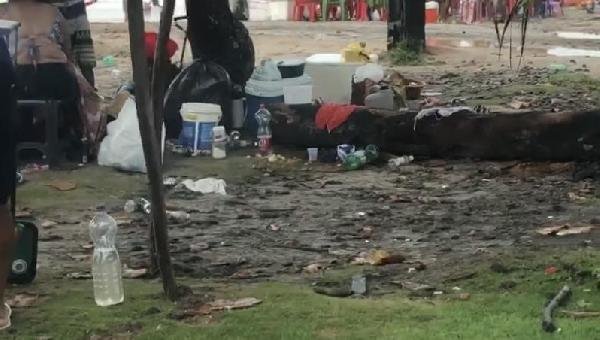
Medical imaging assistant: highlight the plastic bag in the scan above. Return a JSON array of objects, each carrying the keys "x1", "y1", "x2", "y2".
[
  {"x1": 354, "y1": 63, "x2": 385, "y2": 83},
  {"x1": 251, "y1": 59, "x2": 282, "y2": 81},
  {"x1": 164, "y1": 59, "x2": 232, "y2": 138},
  {"x1": 98, "y1": 98, "x2": 164, "y2": 173}
]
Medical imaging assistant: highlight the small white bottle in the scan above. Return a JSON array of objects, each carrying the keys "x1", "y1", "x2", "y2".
[
  {"x1": 212, "y1": 126, "x2": 227, "y2": 159},
  {"x1": 89, "y1": 207, "x2": 124, "y2": 307}
]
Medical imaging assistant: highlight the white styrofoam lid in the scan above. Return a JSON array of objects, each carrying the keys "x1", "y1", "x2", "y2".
[
  {"x1": 181, "y1": 103, "x2": 222, "y2": 114},
  {"x1": 306, "y1": 54, "x2": 344, "y2": 64}
]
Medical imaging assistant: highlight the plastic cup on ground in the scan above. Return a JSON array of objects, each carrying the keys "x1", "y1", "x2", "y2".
[{"x1": 307, "y1": 148, "x2": 319, "y2": 162}]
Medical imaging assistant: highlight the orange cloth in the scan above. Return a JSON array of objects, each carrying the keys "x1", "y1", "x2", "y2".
[{"x1": 315, "y1": 104, "x2": 356, "y2": 132}]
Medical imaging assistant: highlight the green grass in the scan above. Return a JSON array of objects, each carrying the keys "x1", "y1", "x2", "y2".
[
  {"x1": 388, "y1": 44, "x2": 424, "y2": 66},
  {"x1": 2, "y1": 249, "x2": 599, "y2": 340}
]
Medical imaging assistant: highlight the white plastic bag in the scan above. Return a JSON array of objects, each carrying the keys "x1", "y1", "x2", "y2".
[
  {"x1": 353, "y1": 63, "x2": 385, "y2": 83},
  {"x1": 180, "y1": 178, "x2": 227, "y2": 195},
  {"x1": 251, "y1": 59, "x2": 282, "y2": 81},
  {"x1": 98, "y1": 98, "x2": 158, "y2": 173}
]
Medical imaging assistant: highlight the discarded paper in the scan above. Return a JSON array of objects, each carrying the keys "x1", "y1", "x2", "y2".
[
  {"x1": 181, "y1": 178, "x2": 227, "y2": 195},
  {"x1": 46, "y1": 180, "x2": 77, "y2": 192},
  {"x1": 537, "y1": 224, "x2": 595, "y2": 236}
]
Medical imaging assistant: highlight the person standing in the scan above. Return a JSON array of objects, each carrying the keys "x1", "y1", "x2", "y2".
[
  {"x1": 0, "y1": 36, "x2": 16, "y2": 331},
  {"x1": 48, "y1": 0, "x2": 97, "y2": 86}
]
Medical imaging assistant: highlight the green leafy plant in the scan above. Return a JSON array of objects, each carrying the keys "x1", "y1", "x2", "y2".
[{"x1": 389, "y1": 43, "x2": 423, "y2": 66}]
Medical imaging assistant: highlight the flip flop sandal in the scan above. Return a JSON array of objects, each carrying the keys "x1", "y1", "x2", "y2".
[{"x1": 0, "y1": 303, "x2": 12, "y2": 331}]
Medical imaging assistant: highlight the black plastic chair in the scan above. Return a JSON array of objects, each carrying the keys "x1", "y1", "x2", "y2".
[{"x1": 16, "y1": 99, "x2": 61, "y2": 168}]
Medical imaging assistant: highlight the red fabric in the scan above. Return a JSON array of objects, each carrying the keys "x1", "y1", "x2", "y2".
[
  {"x1": 144, "y1": 32, "x2": 179, "y2": 60},
  {"x1": 315, "y1": 104, "x2": 356, "y2": 132}
]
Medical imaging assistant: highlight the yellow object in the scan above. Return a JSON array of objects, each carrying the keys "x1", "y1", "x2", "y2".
[{"x1": 342, "y1": 42, "x2": 370, "y2": 63}]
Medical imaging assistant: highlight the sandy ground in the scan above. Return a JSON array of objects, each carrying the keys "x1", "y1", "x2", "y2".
[{"x1": 92, "y1": 8, "x2": 600, "y2": 98}]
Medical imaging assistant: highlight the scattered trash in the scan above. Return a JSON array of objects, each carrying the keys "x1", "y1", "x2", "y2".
[
  {"x1": 209, "y1": 298, "x2": 262, "y2": 311},
  {"x1": 255, "y1": 105, "x2": 273, "y2": 156},
  {"x1": 167, "y1": 211, "x2": 191, "y2": 222},
  {"x1": 124, "y1": 198, "x2": 152, "y2": 214},
  {"x1": 352, "y1": 250, "x2": 405, "y2": 266},
  {"x1": 388, "y1": 155, "x2": 415, "y2": 168},
  {"x1": 542, "y1": 285, "x2": 572, "y2": 333},
  {"x1": 90, "y1": 210, "x2": 124, "y2": 306},
  {"x1": 6, "y1": 293, "x2": 38, "y2": 308},
  {"x1": 122, "y1": 266, "x2": 148, "y2": 279},
  {"x1": 343, "y1": 145, "x2": 379, "y2": 171},
  {"x1": 98, "y1": 98, "x2": 164, "y2": 173},
  {"x1": 545, "y1": 266, "x2": 559, "y2": 275},
  {"x1": 508, "y1": 99, "x2": 530, "y2": 110},
  {"x1": 433, "y1": 291, "x2": 444, "y2": 296},
  {"x1": 351, "y1": 275, "x2": 368, "y2": 296},
  {"x1": 124, "y1": 200, "x2": 137, "y2": 214},
  {"x1": 46, "y1": 180, "x2": 77, "y2": 192},
  {"x1": 304, "y1": 263, "x2": 324, "y2": 274},
  {"x1": 163, "y1": 177, "x2": 178, "y2": 187},
  {"x1": 181, "y1": 178, "x2": 227, "y2": 195},
  {"x1": 66, "y1": 272, "x2": 92, "y2": 280},
  {"x1": 102, "y1": 55, "x2": 116, "y2": 67},
  {"x1": 268, "y1": 223, "x2": 281, "y2": 231},
  {"x1": 337, "y1": 144, "x2": 355, "y2": 162},
  {"x1": 537, "y1": 224, "x2": 595, "y2": 236},
  {"x1": 40, "y1": 220, "x2": 57, "y2": 228},
  {"x1": 354, "y1": 63, "x2": 385, "y2": 83},
  {"x1": 414, "y1": 106, "x2": 476, "y2": 131},
  {"x1": 190, "y1": 243, "x2": 210, "y2": 252},
  {"x1": 307, "y1": 148, "x2": 319, "y2": 162}
]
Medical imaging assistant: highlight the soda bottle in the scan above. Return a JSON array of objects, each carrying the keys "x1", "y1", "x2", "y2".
[
  {"x1": 255, "y1": 104, "x2": 272, "y2": 156},
  {"x1": 89, "y1": 208, "x2": 124, "y2": 307}
]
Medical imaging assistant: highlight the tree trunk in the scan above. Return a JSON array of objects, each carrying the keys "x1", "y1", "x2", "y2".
[
  {"x1": 269, "y1": 104, "x2": 600, "y2": 161},
  {"x1": 387, "y1": 0, "x2": 426, "y2": 51},
  {"x1": 126, "y1": 0, "x2": 178, "y2": 301}
]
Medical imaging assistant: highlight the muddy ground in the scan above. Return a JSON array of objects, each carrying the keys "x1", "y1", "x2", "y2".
[{"x1": 17, "y1": 8, "x2": 600, "y2": 294}]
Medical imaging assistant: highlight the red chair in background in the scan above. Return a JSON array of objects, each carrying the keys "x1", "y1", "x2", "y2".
[{"x1": 294, "y1": 0, "x2": 321, "y2": 21}]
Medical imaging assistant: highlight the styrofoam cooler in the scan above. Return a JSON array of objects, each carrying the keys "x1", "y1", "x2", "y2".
[
  {"x1": 179, "y1": 103, "x2": 222, "y2": 153},
  {"x1": 304, "y1": 54, "x2": 362, "y2": 104}
]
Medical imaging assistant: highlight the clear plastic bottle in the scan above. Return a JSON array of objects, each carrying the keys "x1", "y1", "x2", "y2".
[
  {"x1": 255, "y1": 104, "x2": 272, "y2": 156},
  {"x1": 89, "y1": 208, "x2": 124, "y2": 307},
  {"x1": 212, "y1": 126, "x2": 228, "y2": 159}
]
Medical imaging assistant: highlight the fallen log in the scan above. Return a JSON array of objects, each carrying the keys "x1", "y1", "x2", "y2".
[{"x1": 269, "y1": 104, "x2": 600, "y2": 161}]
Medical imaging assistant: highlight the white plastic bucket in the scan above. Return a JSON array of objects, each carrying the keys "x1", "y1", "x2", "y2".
[{"x1": 179, "y1": 103, "x2": 222, "y2": 153}]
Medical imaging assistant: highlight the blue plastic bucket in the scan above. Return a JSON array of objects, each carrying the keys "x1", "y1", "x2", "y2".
[{"x1": 178, "y1": 103, "x2": 222, "y2": 153}]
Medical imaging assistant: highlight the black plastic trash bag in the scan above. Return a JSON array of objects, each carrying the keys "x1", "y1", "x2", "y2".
[{"x1": 164, "y1": 59, "x2": 232, "y2": 138}]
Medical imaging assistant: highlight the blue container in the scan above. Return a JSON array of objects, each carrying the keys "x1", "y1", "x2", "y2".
[
  {"x1": 179, "y1": 121, "x2": 217, "y2": 152},
  {"x1": 245, "y1": 94, "x2": 284, "y2": 136}
]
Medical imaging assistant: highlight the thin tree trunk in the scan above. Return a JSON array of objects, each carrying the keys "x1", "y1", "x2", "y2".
[
  {"x1": 126, "y1": 0, "x2": 178, "y2": 301},
  {"x1": 147, "y1": 0, "x2": 176, "y2": 277},
  {"x1": 387, "y1": 0, "x2": 426, "y2": 51}
]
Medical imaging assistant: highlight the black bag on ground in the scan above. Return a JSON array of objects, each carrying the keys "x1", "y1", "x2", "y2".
[
  {"x1": 164, "y1": 59, "x2": 232, "y2": 138},
  {"x1": 8, "y1": 221, "x2": 38, "y2": 285}
]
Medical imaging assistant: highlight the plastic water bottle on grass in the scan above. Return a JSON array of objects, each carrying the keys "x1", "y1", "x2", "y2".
[
  {"x1": 255, "y1": 104, "x2": 273, "y2": 156},
  {"x1": 89, "y1": 208, "x2": 124, "y2": 307}
]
